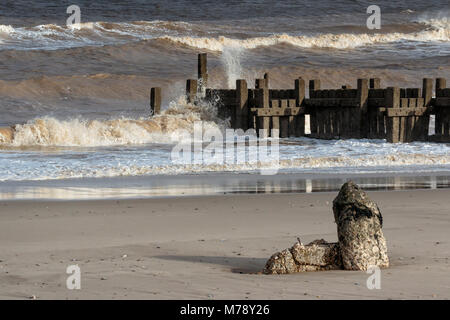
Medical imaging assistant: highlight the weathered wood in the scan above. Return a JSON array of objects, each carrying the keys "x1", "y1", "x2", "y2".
[
  {"x1": 255, "y1": 79, "x2": 266, "y2": 89},
  {"x1": 386, "y1": 108, "x2": 428, "y2": 117},
  {"x1": 250, "y1": 107, "x2": 306, "y2": 117},
  {"x1": 264, "y1": 73, "x2": 270, "y2": 89},
  {"x1": 198, "y1": 53, "x2": 208, "y2": 90},
  {"x1": 385, "y1": 87, "x2": 400, "y2": 143},
  {"x1": 186, "y1": 79, "x2": 198, "y2": 103},
  {"x1": 422, "y1": 78, "x2": 433, "y2": 107},
  {"x1": 150, "y1": 87, "x2": 161, "y2": 115},
  {"x1": 236, "y1": 79, "x2": 248, "y2": 130},
  {"x1": 258, "y1": 116, "x2": 270, "y2": 138},
  {"x1": 358, "y1": 79, "x2": 369, "y2": 137},
  {"x1": 289, "y1": 116, "x2": 296, "y2": 136},
  {"x1": 435, "y1": 98, "x2": 450, "y2": 106},
  {"x1": 295, "y1": 78, "x2": 306, "y2": 107},
  {"x1": 272, "y1": 116, "x2": 280, "y2": 138},
  {"x1": 370, "y1": 78, "x2": 381, "y2": 89},
  {"x1": 436, "y1": 78, "x2": 447, "y2": 90},
  {"x1": 295, "y1": 115, "x2": 305, "y2": 137},
  {"x1": 255, "y1": 88, "x2": 269, "y2": 108},
  {"x1": 280, "y1": 117, "x2": 289, "y2": 138}
]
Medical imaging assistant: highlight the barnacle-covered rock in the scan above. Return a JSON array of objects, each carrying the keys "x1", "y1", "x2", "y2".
[
  {"x1": 263, "y1": 239, "x2": 341, "y2": 274},
  {"x1": 333, "y1": 181, "x2": 389, "y2": 270},
  {"x1": 263, "y1": 181, "x2": 389, "y2": 274}
]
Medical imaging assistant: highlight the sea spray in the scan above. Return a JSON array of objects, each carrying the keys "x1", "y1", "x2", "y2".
[
  {"x1": 0, "y1": 96, "x2": 228, "y2": 147},
  {"x1": 220, "y1": 46, "x2": 244, "y2": 88}
]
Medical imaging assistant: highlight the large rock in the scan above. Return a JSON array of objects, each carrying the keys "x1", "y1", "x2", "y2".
[
  {"x1": 263, "y1": 181, "x2": 389, "y2": 274},
  {"x1": 263, "y1": 239, "x2": 341, "y2": 274},
  {"x1": 333, "y1": 181, "x2": 389, "y2": 270}
]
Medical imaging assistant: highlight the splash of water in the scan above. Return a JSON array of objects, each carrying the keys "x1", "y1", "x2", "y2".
[{"x1": 220, "y1": 46, "x2": 244, "y2": 88}]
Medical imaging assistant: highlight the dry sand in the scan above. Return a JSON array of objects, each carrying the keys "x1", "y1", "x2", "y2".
[{"x1": 0, "y1": 189, "x2": 449, "y2": 300}]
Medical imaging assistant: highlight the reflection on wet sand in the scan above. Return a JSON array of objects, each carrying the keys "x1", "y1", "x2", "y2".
[{"x1": 1, "y1": 174, "x2": 449, "y2": 200}]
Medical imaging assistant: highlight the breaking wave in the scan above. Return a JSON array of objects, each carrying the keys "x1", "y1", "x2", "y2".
[
  {"x1": 162, "y1": 18, "x2": 450, "y2": 51},
  {"x1": 0, "y1": 97, "x2": 227, "y2": 147},
  {"x1": 0, "y1": 17, "x2": 449, "y2": 51}
]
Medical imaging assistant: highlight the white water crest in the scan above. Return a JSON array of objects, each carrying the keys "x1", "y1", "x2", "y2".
[
  {"x1": 220, "y1": 46, "x2": 244, "y2": 88},
  {"x1": 0, "y1": 96, "x2": 227, "y2": 147},
  {"x1": 0, "y1": 16, "x2": 449, "y2": 51}
]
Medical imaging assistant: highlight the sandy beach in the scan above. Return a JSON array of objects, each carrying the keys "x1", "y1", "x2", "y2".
[{"x1": 0, "y1": 188, "x2": 448, "y2": 300}]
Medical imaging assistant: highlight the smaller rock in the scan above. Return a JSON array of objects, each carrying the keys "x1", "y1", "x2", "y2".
[{"x1": 263, "y1": 239, "x2": 341, "y2": 274}]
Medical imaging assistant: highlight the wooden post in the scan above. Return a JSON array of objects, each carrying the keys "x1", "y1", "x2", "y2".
[
  {"x1": 295, "y1": 78, "x2": 305, "y2": 107},
  {"x1": 198, "y1": 53, "x2": 208, "y2": 91},
  {"x1": 435, "y1": 78, "x2": 445, "y2": 136},
  {"x1": 255, "y1": 78, "x2": 266, "y2": 89},
  {"x1": 255, "y1": 88, "x2": 269, "y2": 108},
  {"x1": 370, "y1": 78, "x2": 381, "y2": 89},
  {"x1": 309, "y1": 79, "x2": 320, "y2": 97},
  {"x1": 272, "y1": 116, "x2": 280, "y2": 138},
  {"x1": 309, "y1": 80, "x2": 320, "y2": 136},
  {"x1": 436, "y1": 78, "x2": 447, "y2": 91},
  {"x1": 358, "y1": 79, "x2": 369, "y2": 138},
  {"x1": 422, "y1": 78, "x2": 433, "y2": 107},
  {"x1": 385, "y1": 87, "x2": 400, "y2": 143},
  {"x1": 186, "y1": 79, "x2": 198, "y2": 104},
  {"x1": 257, "y1": 117, "x2": 269, "y2": 138},
  {"x1": 150, "y1": 87, "x2": 161, "y2": 115},
  {"x1": 236, "y1": 79, "x2": 248, "y2": 130},
  {"x1": 264, "y1": 73, "x2": 270, "y2": 89},
  {"x1": 295, "y1": 115, "x2": 305, "y2": 137},
  {"x1": 280, "y1": 117, "x2": 289, "y2": 138}
]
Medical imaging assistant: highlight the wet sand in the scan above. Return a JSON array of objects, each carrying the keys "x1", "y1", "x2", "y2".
[{"x1": 0, "y1": 189, "x2": 449, "y2": 299}]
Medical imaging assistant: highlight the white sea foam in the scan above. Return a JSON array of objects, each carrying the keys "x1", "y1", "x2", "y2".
[
  {"x1": 220, "y1": 46, "x2": 244, "y2": 88},
  {"x1": 0, "y1": 25, "x2": 14, "y2": 34},
  {"x1": 1, "y1": 17, "x2": 449, "y2": 51},
  {"x1": 0, "y1": 96, "x2": 227, "y2": 147},
  {"x1": 162, "y1": 24, "x2": 450, "y2": 52}
]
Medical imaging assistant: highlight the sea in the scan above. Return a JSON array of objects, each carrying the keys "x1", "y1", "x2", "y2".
[{"x1": 0, "y1": 0, "x2": 449, "y2": 199}]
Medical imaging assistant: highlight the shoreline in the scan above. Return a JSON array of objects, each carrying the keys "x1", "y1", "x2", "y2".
[
  {"x1": 1, "y1": 171, "x2": 450, "y2": 201},
  {"x1": 0, "y1": 189, "x2": 449, "y2": 299}
]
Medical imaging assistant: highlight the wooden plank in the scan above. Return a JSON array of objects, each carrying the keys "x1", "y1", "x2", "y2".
[
  {"x1": 377, "y1": 112, "x2": 385, "y2": 138},
  {"x1": 332, "y1": 108, "x2": 339, "y2": 137},
  {"x1": 387, "y1": 116, "x2": 400, "y2": 143},
  {"x1": 255, "y1": 88, "x2": 269, "y2": 108},
  {"x1": 250, "y1": 107, "x2": 306, "y2": 116},
  {"x1": 435, "y1": 98, "x2": 450, "y2": 107},
  {"x1": 236, "y1": 79, "x2": 248, "y2": 130},
  {"x1": 288, "y1": 116, "x2": 296, "y2": 136},
  {"x1": 150, "y1": 87, "x2": 161, "y2": 115},
  {"x1": 386, "y1": 108, "x2": 428, "y2": 117},
  {"x1": 186, "y1": 79, "x2": 198, "y2": 103},
  {"x1": 280, "y1": 117, "x2": 289, "y2": 138},
  {"x1": 295, "y1": 78, "x2": 306, "y2": 107},
  {"x1": 324, "y1": 111, "x2": 331, "y2": 139},
  {"x1": 305, "y1": 98, "x2": 359, "y2": 107},
  {"x1": 295, "y1": 115, "x2": 305, "y2": 137},
  {"x1": 198, "y1": 53, "x2": 208, "y2": 89},
  {"x1": 423, "y1": 78, "x2": 433, "y2": 107},
  {"x1": 272, "y1": 116, "x2": 280, "y2": 138},
  {"x1": 258, "y1": 116, "x2": 270, "y2": 138}
]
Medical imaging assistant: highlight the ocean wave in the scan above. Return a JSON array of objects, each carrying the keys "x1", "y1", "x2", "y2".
[
  {"x1": 0, "y1": 97, "x2": 227, "y2": 147},
  {"x1": 1, "y1": 152, "x2": 450, "y2": 182},
  {"x1": 162, "y1": 18, "x2": 450, "y2": 51},
  {"x1": 0, "y1": 16, "x2": 449, "y2": 51}
]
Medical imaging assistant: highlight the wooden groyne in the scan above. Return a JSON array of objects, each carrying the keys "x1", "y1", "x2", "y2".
[{"x1": 151, "y1": 53, "x2": 450, "y2": 143}]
